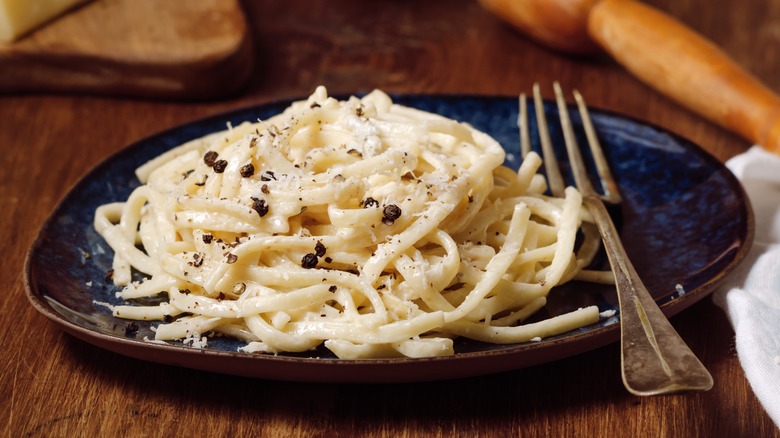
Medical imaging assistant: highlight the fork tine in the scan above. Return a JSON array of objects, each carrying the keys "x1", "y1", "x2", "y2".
[
  {"x1": 553, "y1": 82, "x2": 596, "y2": 198},
  {"x1": 518, "y1": 93, "x2": 531, "y2": 159},
  {"x1": 532, "y1": 83, "x2": 566, "y2": 198},
  {"x1": 553, "y1": 82, "x2": 623, "y2": 204},
  {"x1": 573, "y1": 90, "x2": 623, "y2": 204}
]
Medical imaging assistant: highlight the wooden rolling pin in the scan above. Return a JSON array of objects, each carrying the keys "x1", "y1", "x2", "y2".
[{"x1": 479, "y1": 0, "x2": 780, "y2": 153}]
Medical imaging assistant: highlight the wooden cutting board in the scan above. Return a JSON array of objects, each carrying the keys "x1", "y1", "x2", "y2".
[{"x1": 0, "y1": 0, "x2": 253, "y2": 99}]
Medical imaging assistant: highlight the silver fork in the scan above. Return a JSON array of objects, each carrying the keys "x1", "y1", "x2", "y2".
[{"x1": 519, "y1": 82, "x2": 714, "y2": 396}]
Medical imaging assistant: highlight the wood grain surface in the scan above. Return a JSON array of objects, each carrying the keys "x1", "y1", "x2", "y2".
[
  {"x1": 0, "y1": 0, "x2": 253, "y2": 99},
  {"x1": 2, "y1": 0, "x2": 779, "y2": 436}
]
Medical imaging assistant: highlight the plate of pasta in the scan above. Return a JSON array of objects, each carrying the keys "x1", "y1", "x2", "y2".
[{"x1": 25, "y1": 88, "x2": 752, "y2": 382}]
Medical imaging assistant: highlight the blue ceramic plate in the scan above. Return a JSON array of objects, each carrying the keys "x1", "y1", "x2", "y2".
[{"x1": 24, "y1": 95, "x2": 753, "y2": 383}]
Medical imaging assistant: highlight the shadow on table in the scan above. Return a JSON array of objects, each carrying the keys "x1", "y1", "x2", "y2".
[{"x1": 59, "y1": 299, "x2": 735, "y2": 434}]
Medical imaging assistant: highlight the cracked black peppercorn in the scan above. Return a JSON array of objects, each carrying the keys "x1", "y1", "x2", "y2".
[
  {"x1": 203, "y1": 151, "x2": 219, "y2": 167},
  {"x1": 260, "y1": 171, "x2": 276, "y2": 181},
  {"x1": 301, "y1": 253, "x2": 318, "y2": 269},
  {"x1": 251, "y1": 197, "x2": 269, "y2": 217},
  {"x1": 382, "y1": 204, "x2": 402, "y2": 225},
  {"x1": 213, "y1": 159, "x2": 228, "y2": 173},
  {"x1": 240, "y1": 163, "x2": 255, "y2": 177},
  {"x1": 315, "y1": 241, "x2": 326, "y2": 257},
  {"x1": 363, "y1": 197, "x2": 379, "y2": 208},
  {"x1": 189, "y1": 253, "x2": 204, "y2": 267}
]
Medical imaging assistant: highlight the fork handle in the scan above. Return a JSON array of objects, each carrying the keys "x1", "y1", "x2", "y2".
[
  {"x1": 585, "y1": 197, "x2": 714, "y2": 395},
  {"x1": 588, "y1": 0, "x2": 780, "y2": 153}
]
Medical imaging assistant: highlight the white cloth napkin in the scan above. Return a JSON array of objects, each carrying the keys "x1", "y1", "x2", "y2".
[{"x1": 713, "y1": 146, "x2": 780, "y2": 427}]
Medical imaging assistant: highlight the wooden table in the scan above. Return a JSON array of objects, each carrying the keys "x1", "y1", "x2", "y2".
[{"x1": 3, "y1": 0, "x2": 779, "y2": 435}]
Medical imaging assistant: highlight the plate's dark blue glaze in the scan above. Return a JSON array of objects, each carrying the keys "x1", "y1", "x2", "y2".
[{"x1": 24, "y1": 95, "x2": 753, "y2": 383}]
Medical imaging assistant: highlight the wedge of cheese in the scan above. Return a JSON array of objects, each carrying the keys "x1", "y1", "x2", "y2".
[{"x1": 0, "y1": 0, "x2": 90, "y2": 42}]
